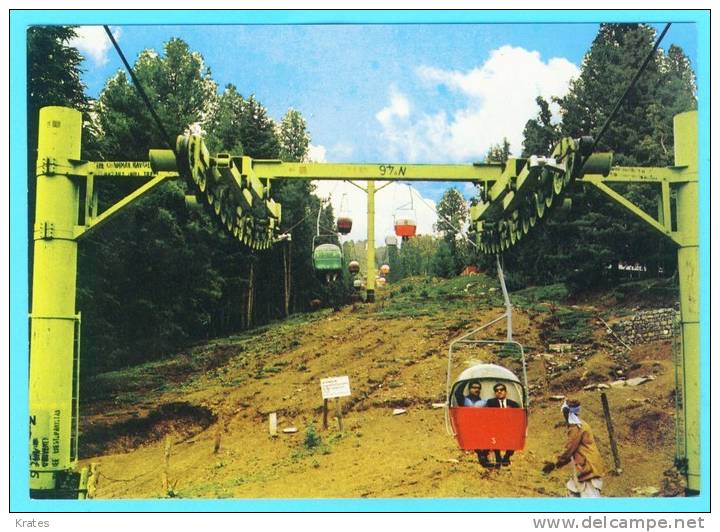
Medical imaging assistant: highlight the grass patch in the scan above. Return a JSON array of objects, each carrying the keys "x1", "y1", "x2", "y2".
[
  {"x1": 374, "y1": 275, "x2": 503, "y2": 319},
  {"x1": 512, "y1": 283, "x2": 569, "y2": 307},
  {"x1": 539, "y1": 307, "x2": 594, "y2": 345},
  {"x1": 611, "y1": 278, "x2": 679, "y2": 303}
]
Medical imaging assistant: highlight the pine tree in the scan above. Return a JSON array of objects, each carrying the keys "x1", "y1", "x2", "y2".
[
  {"x1": 279, "y1": 108, "x2": 310, "y2": 162},
  {"x1": 509, "y1": 23, "x2": 696, "y2": 293},
  {"x1": 436, "y1": 187, "x2": 468, "y2": 274},
  {"x1": 485, "y1": 137, "x2": 511, "y2": 164},
  {"x1": 521, "y1": 97, "x2": 560, "y2": 157}
]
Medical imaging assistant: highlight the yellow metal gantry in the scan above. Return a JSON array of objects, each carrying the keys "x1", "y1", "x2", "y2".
[{"x1": 28, "y1": 106, "x2": 700, "y2": 497}]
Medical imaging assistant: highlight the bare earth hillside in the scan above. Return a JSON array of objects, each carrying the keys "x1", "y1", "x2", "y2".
[{"x1": 80, "y1": 275, "x2": 684, "y2": 499}]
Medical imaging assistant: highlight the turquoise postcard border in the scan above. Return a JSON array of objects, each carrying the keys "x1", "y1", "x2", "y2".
[{"x1": 9, "y1": 9, "x2": 710, "y2": 513}]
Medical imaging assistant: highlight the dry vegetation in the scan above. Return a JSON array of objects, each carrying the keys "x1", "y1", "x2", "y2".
[{"x1": 80, "y1": 275, "x2": 684, "y2": 499}]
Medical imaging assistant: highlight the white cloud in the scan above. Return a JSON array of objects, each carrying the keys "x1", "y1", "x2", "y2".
[
  {"x1": 313, "y1": 180, "x2": 438, "y2": 247},
  {"x1": 376, "y1": 45, "x2": 579, "y2": 162},
  {"x1": 375, "y1": 86, "x2": 410, "y2": 125},
  {"x1": 307, "y1": 144, "x2": 327, "y2": 162},
  {"x1": 70, "y1": 26, "x2": 121, "y2": 66}
]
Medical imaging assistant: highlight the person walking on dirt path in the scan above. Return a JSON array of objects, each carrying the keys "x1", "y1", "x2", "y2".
[
  {"x1": 542, "y1": 399, "x2": 606, "y2": 497},
  {"x1": 484, "y1": 382, "x2": 519, "y2": 467}
]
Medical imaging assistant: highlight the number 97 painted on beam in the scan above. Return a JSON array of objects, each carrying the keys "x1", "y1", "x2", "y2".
[{"x1": 378, "y1": 164, "x2": 407, "y2": 177}]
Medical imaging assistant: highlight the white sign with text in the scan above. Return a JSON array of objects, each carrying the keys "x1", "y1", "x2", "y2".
[{"x1": 320, "y1": 376, "x2": 351, "y2": 399}]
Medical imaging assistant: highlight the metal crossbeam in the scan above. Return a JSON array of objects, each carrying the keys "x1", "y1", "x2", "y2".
[{"x1": 250, "y1": 160, "x2": 503, "y2": 182}]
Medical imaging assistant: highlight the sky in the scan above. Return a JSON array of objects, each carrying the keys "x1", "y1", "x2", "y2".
[{"x1": 68, "y1": 22, "x2": 697, "y2": 245}]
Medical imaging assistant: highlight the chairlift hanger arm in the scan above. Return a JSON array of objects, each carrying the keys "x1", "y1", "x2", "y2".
[{"x1": 345, "y1": 180, "x2": 367, "y2": 193}]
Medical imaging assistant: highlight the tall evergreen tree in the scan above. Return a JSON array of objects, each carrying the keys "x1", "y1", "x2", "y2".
[
  {"x1": 96, "y1": 38, "x2": 217, "y2": 159},
  {"x1": 521, "y1": 97, "x2": 560, "y2": 157},
  {"x1": 279, "y1": 108, "x2": 310, "y2": 162},
  {"x1": 436, "y1": 187, "x2": 468, "y2": 274},
  {"x1": 485, "y1": 137, "x2": 511, "y2": 164},
  {"x1": 508, "y1": 23, "x2": 696, "y2": 293},
  {"x1": 80, "y1": 39, "x2": 231, "y2": 372}
]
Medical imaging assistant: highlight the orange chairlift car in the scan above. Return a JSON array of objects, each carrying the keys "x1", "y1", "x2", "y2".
[
  {"x1": 444, "y1": 257, "x2": 529, "y2": 453},
  {"x1": 394, "y1": 185, "x2": 417, "y2": 238}
]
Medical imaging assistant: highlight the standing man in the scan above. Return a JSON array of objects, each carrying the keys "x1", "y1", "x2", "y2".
[
  {"x1": 485, "y1": 382, "x2": 520, "y2": 466},
  {"x1": 542, "y1": 399, "x2": 606, "y2": 497}
]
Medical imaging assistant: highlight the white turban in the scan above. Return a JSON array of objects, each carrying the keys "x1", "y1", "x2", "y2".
[{"x1": 561, "y1": 400, "x2": 582, "y2": 425}]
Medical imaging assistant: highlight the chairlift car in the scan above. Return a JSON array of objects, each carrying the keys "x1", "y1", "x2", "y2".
[
  {"x1": 376, "y1": 277, "x2": 386, "y2": 287},
  {"x1": 313, "y1": 239, "x2": 343, "y2": 273},
  {"x1": 313, "y1": 242, "x2": 343, "y2": 283},
  {"x1": 348, "y1": 260, "x2": 361, "y2": 275},
  {"x1": 312, "y1": 200, "x2": 343, "y2": 282},
  {"x1": 444, "y1": 256, "x2": 529, "y2": 453},
  {"x1": 337, "y1": 194, "x2": 353, "y2": 235},
  {"x1": 380, "y1": 264, "x2": 390, "y2": 275},
  {"x1": 394, "y1": 185, "x2": 417, "y2": 238},
  {"x1": 446, "y1": 359, "x2": 528, "y2": 451},
  {"x1": 394, "y1": 211, "x2": 417, "y2": 238},
  {"x1": 385, "y1": 234, "x2": 398, "y2": 247}
]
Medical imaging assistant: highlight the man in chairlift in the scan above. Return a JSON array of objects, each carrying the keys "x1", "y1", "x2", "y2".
[
  {"x1": 460, "y1": 381, "x2": 493, "y2": 468},
  {"x1": 463, "y1": 380, "x2": 486, "y2": 407},
  {"x1": 484, "y1": 383, "x2": 520, "y2": 467}
]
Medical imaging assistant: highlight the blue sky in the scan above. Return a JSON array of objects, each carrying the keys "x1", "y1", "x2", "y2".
[{"x1": 70, "y1": 21, "x2": 697, "y2": 243}]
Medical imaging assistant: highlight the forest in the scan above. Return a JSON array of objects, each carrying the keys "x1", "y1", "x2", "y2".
[{"x1": 27, "y1": 24, "x2": 696, "y2": 377}]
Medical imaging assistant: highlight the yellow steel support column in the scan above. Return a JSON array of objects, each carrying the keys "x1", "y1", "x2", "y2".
[
  {"x1": 29, "y1": 107, "x2": 82, "y2": 494},
  {"x1": 366, "y1": 180, "x2": 376, "y2": 303},
  {"x1": 673, "y1": 111, "x2": 700, "y2": 493}
]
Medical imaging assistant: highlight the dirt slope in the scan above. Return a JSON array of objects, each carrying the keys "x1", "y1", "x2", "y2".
[{"x1": 80, "y1": 276, "x2": 683, "y2": 499}]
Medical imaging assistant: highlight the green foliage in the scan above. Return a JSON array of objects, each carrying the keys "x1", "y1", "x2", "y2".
[
  {"x1": 397, "y1": 235, "x2": 439, "y2": 277},
  {"x1": 521, "y1": 97, "x2": 560, "y2": 157},
  {"x1": 486, "y1": 137, "x2": 511, "y2": 164},
  {"x1": 66, "y1": 37, "x2": 329, "y2": 374},
  {"x1": 512, "y1": 283, "x2": 570, "y2": 304},
  {"x1": 279, "y1": 108, "x2": 310, "y2": 162},
  {"x1": 96, "y1": 38, "x2": 217, "y2": 159},
  {"x1": 511, "y1": 23, "x2": 696, "y2": 294},
  {"x1": 431, "y1": 241, "x2": 456, "y2": 278},
  {"x1": 539, "y1": 307, "x2": 594, "y2": 345},
  {"x1": 303, "y1": 424, "x2": 323, "y2": 450},
  {"x1": 374, "y1": 274, "x2": 502, "y2": 320},
  {"x1": 435, "y1": 187, "x2": 468, "y2": 274}
]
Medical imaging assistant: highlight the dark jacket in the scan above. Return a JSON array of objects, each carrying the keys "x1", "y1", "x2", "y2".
[{"x1": 485, "y1": 397, "x2": 519, "y2": 408}]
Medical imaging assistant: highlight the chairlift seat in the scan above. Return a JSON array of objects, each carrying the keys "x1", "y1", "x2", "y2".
[{"x1": 448, "y1": 363, "x2": 528, "y2": 451}]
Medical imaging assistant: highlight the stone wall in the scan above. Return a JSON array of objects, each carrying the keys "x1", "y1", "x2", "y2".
[{"x1": 611, "y1": 308, "x2": 679, "y2": 345}]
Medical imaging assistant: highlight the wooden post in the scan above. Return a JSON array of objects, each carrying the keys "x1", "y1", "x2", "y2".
[
  {"x1": 600, "y1": 392, "x2": 622, "y2": 473},
  {"x1": 161, "y1": 435, "x2": 172, "y2": 493},
  {"x1": 213, "y1": 423, "x2": 222, "y2": 454},
  {"x1": 335, "y1": 397, "x2": 343, "y2": 431},
  {"x1": 322, "y1": 399, "x2": 329, "y2": 429},
  {"x1": 269, "y1": 412, "x2": 278, "y2": 437}
]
